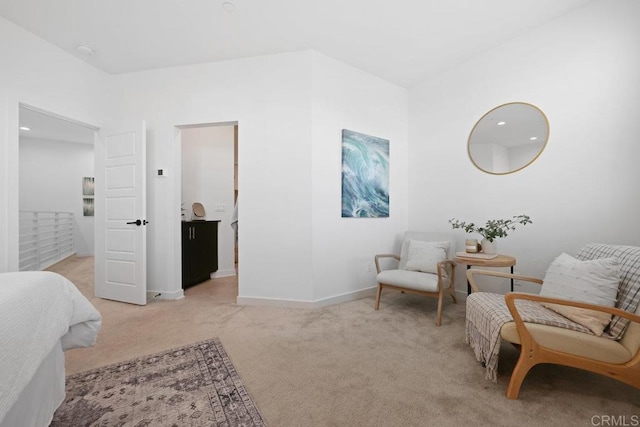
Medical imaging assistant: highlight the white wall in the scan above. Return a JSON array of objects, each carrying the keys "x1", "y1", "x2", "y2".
[
  {"x1": 110, "y1": 51, "x2": 315, "y2": 301},
  {"x1": 9, "y1": 3, "x2": 633, "y2": 305},
  {"x1": 109, "y1": 50, "x2": 409, "y2": 305},
  {"x1": 181, "y1": 125, "x2": 235, "y2": 277},
  {"x1": 0, "y1": 18, "x2": 409, "y2": 306},
  {"x1": 310, "y1": 52, "x2": 408, "y2": 302},
  {"x1": 0, "y1": 16, "x2": 109, "y2": 272},
  {"x1": 19, "y1": 138, "x2": 95, "y2": 256},
  {"x1": 408, "y1": 0, "x2": 640, "y2": 295}
]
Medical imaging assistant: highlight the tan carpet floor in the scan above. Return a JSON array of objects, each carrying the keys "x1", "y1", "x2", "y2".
[{"x1": 50, "y1": 256, "x2": 639, "y2": 427}]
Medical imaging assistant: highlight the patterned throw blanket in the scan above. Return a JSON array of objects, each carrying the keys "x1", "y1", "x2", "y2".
[{"x1": 465, "y1": 293, "x2": 592, "y2": 382}]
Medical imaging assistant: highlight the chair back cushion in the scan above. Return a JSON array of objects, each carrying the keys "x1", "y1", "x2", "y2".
[
  {"x1": 399, "y1": 232, "x2": 453, "y2": 270},
  {"x1": 540, "y1": 253, "x2": 620, "y2": 336},
  {"x1": 576, "y1": 244, "x2": 640, "y2": 340},
  {"x1": 404, "y1": 240, "x2": 449, "y2": 274}
]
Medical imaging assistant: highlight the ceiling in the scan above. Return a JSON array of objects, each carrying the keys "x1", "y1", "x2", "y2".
[
  {"x1": 0, "y1": 0, "x2": 594, "y2": 88},
  {"x1": 19, "y1": 106, "x2": 96, "y2": 144}
]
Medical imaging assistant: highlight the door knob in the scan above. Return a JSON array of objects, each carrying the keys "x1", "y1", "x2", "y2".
[{"x1": 126, "y1": 219, "x2": 142, "y2": 226}]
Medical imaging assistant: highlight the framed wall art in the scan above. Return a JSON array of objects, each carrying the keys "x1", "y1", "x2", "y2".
[
  {"x1": 82, "y1": 177, "x2": 95, "y2": 216},
  {"x1": 341, "y1": 129, "x2": 389, "y2": 218}
]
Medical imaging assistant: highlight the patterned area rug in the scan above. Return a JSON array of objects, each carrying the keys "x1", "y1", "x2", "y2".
[{"x1": 51, "y1": 338, "x2": 266, "y2": 426}]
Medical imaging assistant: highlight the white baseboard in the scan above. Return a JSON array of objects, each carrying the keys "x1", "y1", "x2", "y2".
[
  {"x1": 237, "y1": 286, "x2": 377, "y2": 309},
  {"x1": 455, "y1": 289, "x2": 468, "y2": 301},
  {"x1": 313, "y1": 287, "x2": 377, "y2": 308},
  {"x1": 147, "y1": 289, "x2": 184, "y2": 300},
  {"x1": 236, "y1": 296, "x2": 314, "y2": 309},
  {"x1": 210, "y1": 269, "x2": 237, "y2": 278},
  {"x1": 41, "y1": 252, "x2": 77, "y2": 271}
]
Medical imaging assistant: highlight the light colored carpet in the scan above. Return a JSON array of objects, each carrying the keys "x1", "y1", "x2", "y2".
[{"x1": 51, "y1": 256, "x2": 639, "y2": 427}]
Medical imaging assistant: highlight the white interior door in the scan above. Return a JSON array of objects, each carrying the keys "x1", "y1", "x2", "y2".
[{"x1": 94, "y1": 122, "x2": 147, "y2": 305}]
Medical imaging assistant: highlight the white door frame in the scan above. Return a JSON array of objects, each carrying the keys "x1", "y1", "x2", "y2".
[
  {"x1": 0, "y1": 97, "x2": 19, "y2": 272},
  {"x1": 4, "y1": 101, "x2": 99, "y2": 272},
  {"x1": 173, "y1": 120, "x2": 239, "y2": 294}
]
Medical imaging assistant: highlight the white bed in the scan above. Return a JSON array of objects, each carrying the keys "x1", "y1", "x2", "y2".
[{"x1": 0, "y1": 271, "x2": 101, "y2": 427}]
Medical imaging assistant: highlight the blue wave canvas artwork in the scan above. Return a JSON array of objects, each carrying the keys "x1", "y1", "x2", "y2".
[{"x1": 341, "y1": 129, "x2": 389, "y2": 218}]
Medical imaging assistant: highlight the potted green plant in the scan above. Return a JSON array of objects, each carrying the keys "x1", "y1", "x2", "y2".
[{"x1": 449, "y1": 214, "x2": 532, "y2": 254}]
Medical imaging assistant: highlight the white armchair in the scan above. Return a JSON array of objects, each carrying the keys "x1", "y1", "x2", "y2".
[{"x1": 374, "y1": 232, "x2": 457, "y2": 325}]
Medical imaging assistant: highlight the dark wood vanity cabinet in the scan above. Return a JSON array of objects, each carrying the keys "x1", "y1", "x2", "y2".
[{"x1": 181, "y1": 220, "x2": 219, "y2": 289}]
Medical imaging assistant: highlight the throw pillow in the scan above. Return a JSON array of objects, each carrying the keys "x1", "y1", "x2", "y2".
[
  {"x1": 540, "y1": 253, "x2": 621, "y2": 336},
  {"x1": 404, "y1": 240, "x2": 449, "y2": 275}
]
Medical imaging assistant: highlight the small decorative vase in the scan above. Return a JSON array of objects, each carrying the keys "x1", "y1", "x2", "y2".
[{"x1": 481, "y1": 238, "x2": 497, "y2": 254}]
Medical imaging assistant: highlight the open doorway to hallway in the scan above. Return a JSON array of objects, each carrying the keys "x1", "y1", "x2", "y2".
[
  {"x1": 18, "y1": 104, "x2": 97, "y2": 272},
  {"x1": 178, "y1": 121, "x2": 238, "y2": 297}
]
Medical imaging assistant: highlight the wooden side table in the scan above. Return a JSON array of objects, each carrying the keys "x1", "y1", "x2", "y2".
[{"x1": 454, "y1": 254, "x2": 517, "y2": 295}]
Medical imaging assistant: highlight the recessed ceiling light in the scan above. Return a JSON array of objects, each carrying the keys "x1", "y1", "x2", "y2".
[
  {"x1": 497, "y1": 121, "x2": 506, "y2": 126},
  {"x1": 222, "y1": 1, "x2": 236, "y2": 12},
  {"x1": 530, "y1": 137, "x2": 538, "y2": 141},
  {"x1": 19, "y1": 126, "x2": 30, "y2": 131},
  {"x1": 77, "y1": 44, "x2": 94, "y2": 56}
]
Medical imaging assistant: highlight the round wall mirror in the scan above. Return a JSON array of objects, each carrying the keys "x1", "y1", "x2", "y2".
[{"x1": 468, "y1": 102, "x2": 549, "y2": 175}]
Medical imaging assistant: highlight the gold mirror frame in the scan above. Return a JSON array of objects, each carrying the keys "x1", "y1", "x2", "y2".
[{"x1": 467, "y1": 102, "x2": 549, "y2": 175}]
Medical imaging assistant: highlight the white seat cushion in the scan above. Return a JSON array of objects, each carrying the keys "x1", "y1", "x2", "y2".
[{"x1": 377, "y1": 269, "x2": 447, "y2": 293}]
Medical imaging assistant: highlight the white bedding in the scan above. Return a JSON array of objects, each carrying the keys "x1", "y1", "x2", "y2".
[
  {"x1": 1, "y1": 341, "x2": 65, "y2": 427},
  {"x1": 0, "y1": 271, "x2": 101, "y2": 425}
]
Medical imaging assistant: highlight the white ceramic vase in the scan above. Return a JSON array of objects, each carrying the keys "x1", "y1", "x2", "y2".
[{"x1": 481, "y1": 238, "x2": 497, "y2": 254}]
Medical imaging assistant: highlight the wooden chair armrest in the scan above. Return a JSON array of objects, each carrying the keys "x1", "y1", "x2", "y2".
[
  {"x1": 374, "y1": 254, "x2": 400, "y2": 274},
  {"x1": 437, "y1": 259, "x2": 457, "y2": 288},
  {"x1": 504, "y1": 292, "x2": 640, "y2": 325},
  {"x1": 466, "y1": 269, "x2": 543, "y2": 293},
  {"x1": 439, "y1": 260, "x2": 457, "y2": 268}
]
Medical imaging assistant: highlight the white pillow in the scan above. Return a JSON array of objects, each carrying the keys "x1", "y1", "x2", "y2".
[
  {"x1": 540, "y1": 253, "x2": 621, "y2": 336},
  {"x1": 404, "y1": 240, "x2": 449, "y2": 274}
]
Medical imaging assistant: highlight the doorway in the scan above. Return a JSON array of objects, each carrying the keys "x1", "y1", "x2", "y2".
[
  {"x1": 178, "y1": 121, "x2": 238, "y2": 296},
  {"x1": 17, "y1": 104, "x2": 97, "y2": 272}
]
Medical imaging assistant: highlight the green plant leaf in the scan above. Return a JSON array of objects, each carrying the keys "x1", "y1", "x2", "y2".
[{"x1": 449, "y1": 214, "x2": 532, "y2": 241}]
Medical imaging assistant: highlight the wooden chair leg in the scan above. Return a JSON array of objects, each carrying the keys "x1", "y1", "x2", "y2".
[
  {"x1": 449, "y1": 288, "x2": 457, "y2": 304},
  {"x1": 374, "y1": 284, "x2": 383, "y2": 310},
  {"x1": 435, "y1": 291, "x2": 444, "y2": 326},
  {"x1": 506, "y1": 350, "x2": 536, "y2": 399}
]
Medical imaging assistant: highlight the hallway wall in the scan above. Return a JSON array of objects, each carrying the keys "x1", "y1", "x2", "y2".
[{"x1": 19, "y1": 137, "x2": 95, "y2": 256}]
